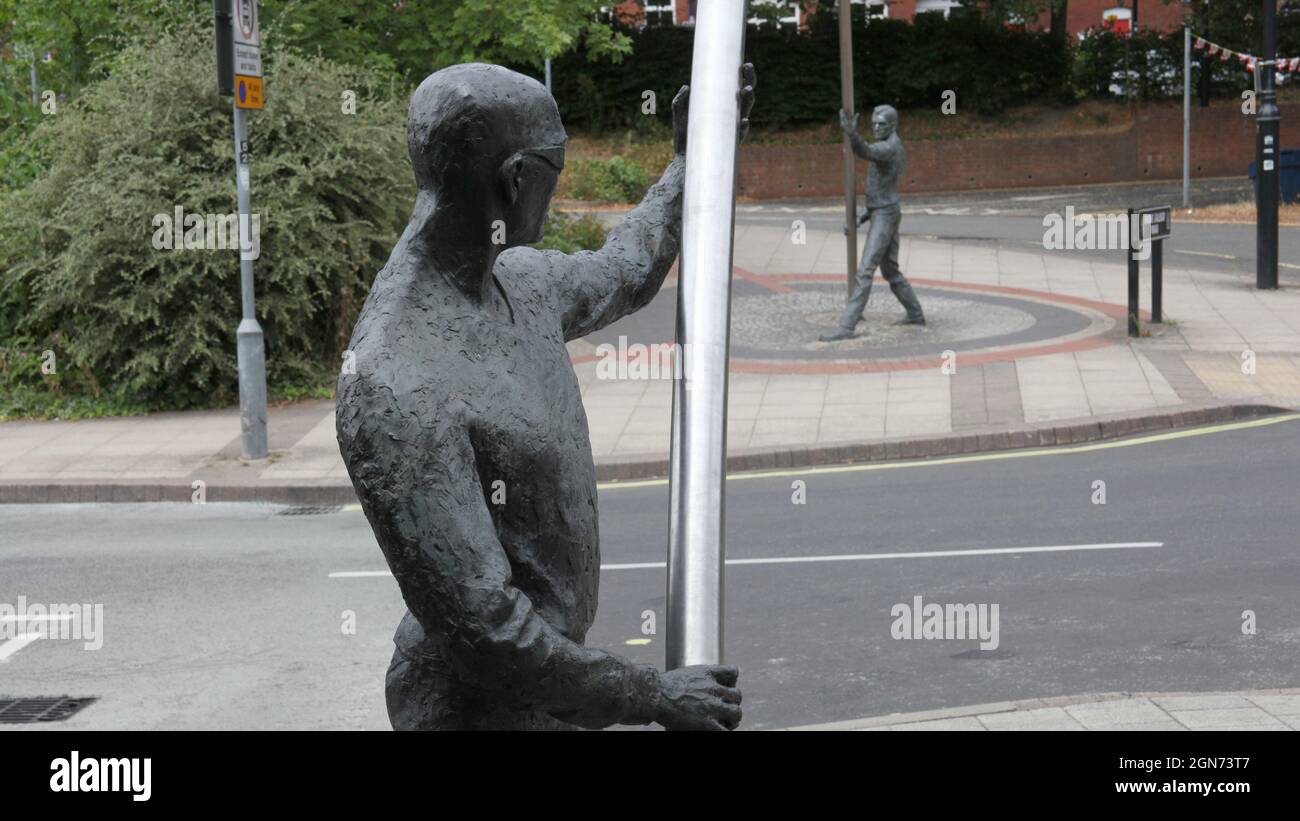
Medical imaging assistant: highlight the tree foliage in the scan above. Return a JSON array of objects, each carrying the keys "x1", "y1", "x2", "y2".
[{"x1": 0, "y1": 19, "x2": 412, "y2": 408}]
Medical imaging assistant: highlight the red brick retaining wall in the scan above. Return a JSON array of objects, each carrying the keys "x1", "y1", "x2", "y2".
[{"x1": 736, "y1": 101, "x2": 1298, "y2": 198}]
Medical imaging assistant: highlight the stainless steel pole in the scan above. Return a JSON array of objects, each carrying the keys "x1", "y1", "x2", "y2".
[
  {"x1": 545, "y1": 57, "x2": 552, "y2": 93},
  {"x1": 232, "y1": 103, "x2": 268, "y2": 459},
  {"x1": 665, "y1": 0, "x2": 745, "y2": 670},
  {"x1": 838, "y1": 0, "x2": 857, "y2": 296},
  {"x1": 1183, "y1": 26, "x2": 1191, "y2": 208}
]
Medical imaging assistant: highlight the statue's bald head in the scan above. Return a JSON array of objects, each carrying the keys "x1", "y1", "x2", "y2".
[{"x1": 407, "y1": 63, "x2": 566, "y2": 192}]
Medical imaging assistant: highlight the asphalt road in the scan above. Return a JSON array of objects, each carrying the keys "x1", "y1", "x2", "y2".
[
  {"x1": 727, "y1": 179, "x2": 1300, "y2": 281},
  {"x1": 2, "y1": 415, "x2": 1298, "y2": 730}
]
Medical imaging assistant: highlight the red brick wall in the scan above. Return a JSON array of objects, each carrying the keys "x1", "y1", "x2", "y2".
[
  {"x1": 734, "y1": 101, "x2": 1297, "y2": 198},
  {"x1": 890, "y1": 0, "x2": 918, "y2": 21},
  {"x1": 1068, "y1": 0, "x2": 1188, "y2": 34}
]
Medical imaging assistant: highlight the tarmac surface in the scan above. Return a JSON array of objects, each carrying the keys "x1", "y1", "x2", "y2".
[{"x1": 3, "y1": 415, "x2": 1298, "y2": 730}]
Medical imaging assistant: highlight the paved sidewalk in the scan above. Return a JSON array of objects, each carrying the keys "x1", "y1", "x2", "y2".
[
  {"x1": 3, "y1": 224, "x2": 1299, "y2": 500},
  {"x1": 785, "y1": 689, "x2": 1300, "y2": 731}
]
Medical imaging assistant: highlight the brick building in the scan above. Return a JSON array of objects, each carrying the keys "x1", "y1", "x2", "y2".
[{"x1": 612, "y1": 0, "x2": 1188, "y2": 36}]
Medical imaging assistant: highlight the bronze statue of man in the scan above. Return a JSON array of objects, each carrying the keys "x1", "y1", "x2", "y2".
[
  {"x1": 336, "y1": 63, "x2": 754, "y2": 730},
  {"x1": 820, "y1": 104, "x2": 925, "y2": 342}
]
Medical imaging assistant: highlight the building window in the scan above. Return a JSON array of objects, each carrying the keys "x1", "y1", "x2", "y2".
[
  {"x1": 915, "y1": 0, "x2": 960, "y2": 18},
  {"x1": 851, "y1": 0, "x2": 890, "y2": 20},
  {"x1": 643, "y1": 1, "x2": 675, "y2": 26},
  {"x1": 1102, "y1": 7, "x2": 1132, "y2": 34}
]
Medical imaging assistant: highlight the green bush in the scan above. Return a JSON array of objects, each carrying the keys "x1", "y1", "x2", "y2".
[
  {"x1": 564, "y1": 155, "x2": 651, "y2": 202},
  {"x1": 0, "y1": 19, "x2": 412, "y2": 412},
  {"x1": 533, "y1": 211, "x2": 609, "y2": 254}
]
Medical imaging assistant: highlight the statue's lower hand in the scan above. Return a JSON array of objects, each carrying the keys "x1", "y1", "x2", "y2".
[{"x1": 654, "y1": 664, "x2": 742, "y2": 731}]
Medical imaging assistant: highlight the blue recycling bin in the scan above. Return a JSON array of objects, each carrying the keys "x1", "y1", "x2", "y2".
[
  {"x1": 1249, "y1": 149, "x2": 1300, "y2": 203},
  {"x1": 1284, "y1": 149, "x2": 1300, "y2": 204}
]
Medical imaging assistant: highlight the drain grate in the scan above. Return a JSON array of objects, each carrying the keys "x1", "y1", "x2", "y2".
[
  {"x1": 276, "y1": 505, "x2": 341, "y2": 516},
  {"x1": 0, "y1": 696, "x2": 97, "y2": 724}
]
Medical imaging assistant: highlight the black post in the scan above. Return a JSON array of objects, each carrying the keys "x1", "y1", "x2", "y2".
[
  {"x1": 1128, "y1": 208, "x2": 1140, "y2": 337},
  {"x1": 1151, "y1": 238, "x2": 1163, "y2": 324},
  {"x1": 214, "y1": 0, "x2": 234, "y2": 97},
  {"x1": 1256, "y1": 0, "x2": 1280, "y2": 290}
]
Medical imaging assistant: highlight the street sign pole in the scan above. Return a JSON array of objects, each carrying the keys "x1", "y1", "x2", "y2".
[
  {"x1": 1256, "y1": 0, "x2": 1280, "y2": 290},
  {"x1": 838, "y1": 0, "x2": 857, "y2": 297},
  {"x1": 1183, "y1": 26, "x2": 1191, "y2": 209},
  {"x1": 216, "y1": 0, "x2": 268, "y2": 458},
  {"x1": 665, "y1": 0, "x2": 746, "y2": 671},
  {"x1": 1127, "y1": 208, "x2": 1140, "y2": 338},
  {"x1": 232, "y1": 105, "x2": 268, "y2": 459}
]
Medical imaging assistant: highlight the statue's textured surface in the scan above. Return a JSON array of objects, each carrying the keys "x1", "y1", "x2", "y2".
[
  {"x1": 336, "y1": 63, "x2": 752, "y2": 730},
  {"x1": 821, "y1": 104, "x2": 926, "y2": 341}
]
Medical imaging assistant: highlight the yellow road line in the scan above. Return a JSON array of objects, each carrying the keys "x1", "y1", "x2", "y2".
[
  {"x1": 333, "y1": 414, "x2": 1299, "y2": 502},
  {"x1": 596, "y1": 412, "x2": 1300, "y2": 490}
]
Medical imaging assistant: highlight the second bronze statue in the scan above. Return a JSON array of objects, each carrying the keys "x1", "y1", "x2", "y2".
[{"x1": 821, "y1": 104, "x2": 926, "y2": 342}]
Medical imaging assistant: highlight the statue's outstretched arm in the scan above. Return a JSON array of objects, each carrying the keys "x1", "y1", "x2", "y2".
[
  {"x1": 547, "y1": 155, "x2": 686, "y2": 341},
  {"x1": 547, "y1": 67, "x2": 754, "y2": 341},
  {"x1": 338, "y1": 388, "x2": 663, "y2": 728}
]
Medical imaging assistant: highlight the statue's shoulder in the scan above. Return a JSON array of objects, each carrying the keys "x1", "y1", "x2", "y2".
[
  {"x1": 336, "y1": 365, "x2": 469, "y2": 456},
  {"x1": 494, "y1": 246, "x2": 564, "y2": 311}
]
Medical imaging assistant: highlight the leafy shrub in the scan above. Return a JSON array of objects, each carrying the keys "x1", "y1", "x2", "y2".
[
  {"x1": 564, "y1": 155, "x2": 651, "y2": 202},
  {"x1": 533, "y1": 211, "x2": 609, "y2": 253},
  {"x1": 1073, "y1": 29, "x2": 1192, "y2": 101},
  {"x1": 0, "y1": 19, "x2": 412, "y2": 411}
]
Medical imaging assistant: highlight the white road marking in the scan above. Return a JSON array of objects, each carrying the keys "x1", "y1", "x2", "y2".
[
  {"x1": 1010, "y1": 194, "x2": 1074, "y2": 202},
  {"x1": 0, "y1": 615, "x2": 75, "y2": 663},
  {"x1": 1175, "y1": 249, "x2": 1236, "y2": 259},
  {"x1": 329, "y1": 541, "x2": 1162, "y2": 578},
  {"x1": 0, "y1": 634, "x2": 42, "y2": 663}
]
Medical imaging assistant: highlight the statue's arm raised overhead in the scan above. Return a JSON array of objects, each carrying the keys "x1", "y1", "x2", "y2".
[
  {"x1": 839, "y1": 108, "x2": 893, "y2": 163},
  {"x1": 542, "y1": 86, "x2": 690, "y2": 341},
  {"x1": 543, "y1": 65, "x2": 755, "y2": 341}
]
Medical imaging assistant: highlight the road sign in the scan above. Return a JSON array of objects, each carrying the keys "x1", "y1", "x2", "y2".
[
  {"x1": 1137, "y1": 205, "x2": 1172, "y2": 241},
  {"x1": 235, "y1": 75, "x2": 264, "y2": 110},
  {"x1": 233, "y1": 0, "x2": 260, "y2": 47},
  {"x1": 234, "y1": 43, "x2": 262, "y2": 79},
  {"x1": 231, "y1": 0, "x2": 262, "y2": 109}
]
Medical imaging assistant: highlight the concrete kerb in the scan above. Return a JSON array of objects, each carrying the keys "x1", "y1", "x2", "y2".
[{"x1": 1, "y1": 403, "x2": 1288, "y2": 503}]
